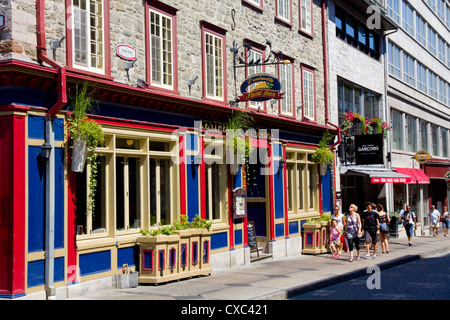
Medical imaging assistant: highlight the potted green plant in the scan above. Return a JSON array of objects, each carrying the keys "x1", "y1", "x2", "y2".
[
  {"x1": 311, "y1": 131, "x2": 335, "y2": 176},
  {"x1": 66, "y1": 82, "x2": 104, "y2": 215}
]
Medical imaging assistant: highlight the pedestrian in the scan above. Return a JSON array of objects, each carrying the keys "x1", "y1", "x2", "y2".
[
  {"x1": 330, "y1": 219, "x2": 342, "y2": 259},
  {"x1": 332, "y1": 205, "x2": 345, "y2": 255},
  {"x1": 428, "y1": 205, "x2": 441, "y2": 236},
  {"x1": 401, "y1": 205, "x2": 417, "y2": 246},
  {"x1": 377, "y1": 203, "x2": 390, "y2": 254},
  {"x1": 361, "y1": 202, "x2": 380, "y2": 259},
  {"x1": 442, "y1": 206, "x2": 449, "y2": 237},
  {"x1": 343, "y1": 204, "x2": 362, "y2": 262}
]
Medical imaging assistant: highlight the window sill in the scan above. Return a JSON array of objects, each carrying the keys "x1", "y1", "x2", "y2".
[{"x1": 66, "y1": 66, "x2": 114, "y2": 82}]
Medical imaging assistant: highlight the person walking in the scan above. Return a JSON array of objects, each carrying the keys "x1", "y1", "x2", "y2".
[
  {"x1": 361, "y1": 202, "x2": 380, "y2": 259},
  {"x1": 401, "y1": 205, "x2": 417, "y2": 246},
  {"x1": 332, "y1": 205, "x2": 345, "y2": 255},
  {"x1": 442, "y1": 206, "x2": 449, "y2": 237},
  {"x1": 343, "y1": 204, "x2": 362, "y2": 262},
  {"x1": 330, "y1": 219, "x2": 342, "y2": 259},
  {"x1": 428, "y1": 205, "x2": 441, "y2": 237},
  {"x1": 377, "y1": 204, "x2": 390, "y2": 254}
]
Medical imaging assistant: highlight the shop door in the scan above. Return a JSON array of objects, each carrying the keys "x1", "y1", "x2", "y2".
[{"x1": 246, "y1": 153, "x2": 270, "y2": 247}]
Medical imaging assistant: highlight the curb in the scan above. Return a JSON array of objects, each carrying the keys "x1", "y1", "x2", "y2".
[{"x1": 255, "y1": 244, "x2": 450, "y2": 300}]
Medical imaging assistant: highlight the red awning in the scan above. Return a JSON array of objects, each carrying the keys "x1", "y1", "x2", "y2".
[
  {"x1": 394, "y1": 167, "x2": 430, "y2": 184},
  {"x1": 411, "y1": 168, "x2": 430, "y2": 184}
]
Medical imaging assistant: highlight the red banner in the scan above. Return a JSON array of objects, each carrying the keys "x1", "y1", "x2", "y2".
[{"x1": 238, "y1": 89, "x2": 284, "y2": 102}]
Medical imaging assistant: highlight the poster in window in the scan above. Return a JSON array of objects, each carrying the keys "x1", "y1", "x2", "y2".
[{"x1": 232, "y1": 187, "x2": 247, "y2": 219}]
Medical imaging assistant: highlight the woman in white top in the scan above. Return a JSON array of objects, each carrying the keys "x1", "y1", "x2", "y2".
[
  {"x1": 343, "y1": 204, "x2": 362, "y2": 262},
  {"x1": 333, "y1": 206, "x2": 344, "y2": 255}
]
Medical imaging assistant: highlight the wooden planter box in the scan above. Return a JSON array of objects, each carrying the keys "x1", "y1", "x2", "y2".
[
  {"x1": 302, "y1": 223, "x2": 322, "y2": 255},
  {"x1": 319, "y1": 221, "x2": 331, "y2": 254},
  {"x1": 199, "y1": 229, "x2": 212, "y2": 276}
]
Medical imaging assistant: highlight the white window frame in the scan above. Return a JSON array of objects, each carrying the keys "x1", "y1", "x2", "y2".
[
  {"x1": 277, "y1": 0, "x2": 291, "y2": 23},
  {"x1": 279, "y1": 62, "x2": 293, "y2": 116},
  {"x1": 302, "y1": 68, "x2": 315, "y2": 120},
  {"x1": 204, "y1": 31, "x2": 224, "y2": 100},
  {"x1": 300, "y1": 0, "x2": 312, "y2": 35}
]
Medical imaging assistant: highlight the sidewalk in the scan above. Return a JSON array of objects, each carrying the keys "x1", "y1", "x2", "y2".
[{"x1": 61, "y1": 230, "x2": 450, "y2": 300}]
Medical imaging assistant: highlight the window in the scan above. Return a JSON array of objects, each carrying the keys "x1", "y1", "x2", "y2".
[
  {"x1": 201, "y1": 22, "x2": 226, "y2": 101},
  {"x1": 279, "y1": 59, "x2": 294, "y2": 116},
  {"x1": 204, "y1": 163, "x2": 226, "y2": 222},
  {"x1": 439, "y1": 78, "x2": 447, "y2": 104},
  {"x1": 415, "y1": 14, "x2": 426, "y2": 47},
  {"x1": 243, "y1": 0, "x2": 263, "y2": 10},
  {"x1": 149, "y1": 10, "x2": 173, "y2": 89},
  {"x1": 364, "y1": 92, "x2": 378, "y2": 119},
  {"x1": 302, "y1": 66, "x2": 315, "y2": 120},
  {"x1": 437, "y1": 36, "x2": 446, "y2": 64},
  {"x1": 403, "y1": 52, "x2": 415, "y2": 86},
  {"x1": 286, "y1": 150, "x2": 319, "y2": 215},
  {"x1": 392, "y1": 110, "x2": 403, "y2": 150},
  {"x1": 427, "y1": 0, "x2": 436, "y2": 12},
  {"x1": 246, "y1": 46, "x2": 265, "y2": 110},
  {"x1": 428, "y1": 26, "x2": 437, "y2": 56},
  {"x1": 447, "y1": 4, "x2": 450, "y2": 29},
  {"x1": 417, "y1": 62, "x2": 427, "y2": 93},
  {"x1": 407, "y1": 115, "x2": 417, "y2": 153},
  {"x1": 437, "y1": 0, "x2": 445, "y2": 21},
  {"x1": 431, "y1": 125, "x2": 439, "y2": 156},
  {"x1": 388, "y1": 41, "x2": 401, "y2": 78},
  {"x1": 387, "y1": 0, "x2": 400, "y2": 23},
  {"x1": 420, "y1": 120, "x2": 429, "y2": 152},
  {"x1": 300, "y1": 0, "x2": 312, "y2": 35},
  {"x1": 72, "y1": 0, "x2": 105, "y2": 73},
  {"x1": 442, "y1": 128, "x2": 449, "y2": 157},
  {"x1": 402, "y1": 1, "x2": 414, "y2": 36},
  {"x1": 428, "y1": 70, "x2": 438, "y2": 99},
  {"x1": 277, "y1": 0, "x2": 292, "y2": 24}
]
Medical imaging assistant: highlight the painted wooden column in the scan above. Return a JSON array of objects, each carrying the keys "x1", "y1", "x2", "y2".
[{"x1": 0, "y1": 110, "x2": 26, "y2": 298}]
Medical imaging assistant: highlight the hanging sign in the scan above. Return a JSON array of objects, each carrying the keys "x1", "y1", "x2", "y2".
[
  {"x1": 238, "y1": 73, "x2": 284, "y2": 102},
  {"x1": 414, "y1": 150, "x2": 430, "y2": 164},
  {"x1": 116, "y1": 44, "x2": 137, "y2": 60},
  {"x1": 354, "y1": 134, "x2": 384, "y2": 165},
  {"x1": 0, "y1": 14, "x2": 5, "y2": 30}
]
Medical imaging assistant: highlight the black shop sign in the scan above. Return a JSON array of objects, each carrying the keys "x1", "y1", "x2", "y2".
[{"x1": 355, "y1": 134, "x2": 383, "y2": 165}]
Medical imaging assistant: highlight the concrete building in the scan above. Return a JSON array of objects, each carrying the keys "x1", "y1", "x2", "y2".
[
  {"x1": 386, "y1": 0, "x2": 450, "y2": 231},
  {"x1": 0, "y1": 0, "x2": 336, "y2": 298}
]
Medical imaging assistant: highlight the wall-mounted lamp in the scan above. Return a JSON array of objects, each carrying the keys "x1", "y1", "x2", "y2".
[
  {"x1": 50, "y1": 36, "x2": 65, "y2": 60},
  {"x1": 41, "y1": 141, "x2": 52, "y2": 161},
  {"x1": 125, "y1": 58, "x2": 137, "y2": 81},
  {"x1": 279, "y1": 158, "x2": 286, "y2": 169}
]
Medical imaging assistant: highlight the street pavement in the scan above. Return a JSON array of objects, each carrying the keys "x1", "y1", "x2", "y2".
[{"x1": 62, "y1": 228, "x2": 450, "y2": 300}]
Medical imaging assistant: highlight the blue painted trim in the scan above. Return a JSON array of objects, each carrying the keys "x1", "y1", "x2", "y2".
[
  {"x1": 275, "y1": 223, "x2": 284, "y2": 238},
  {"x1": 211, "y1": 232, "x2": 228, "y2": 250},
  {"x1": 289, "y1": 221, "x2": 299, "y2": 235},
  {"x1": 79, "y1": 250, "x2": 111, "y2": 276}
]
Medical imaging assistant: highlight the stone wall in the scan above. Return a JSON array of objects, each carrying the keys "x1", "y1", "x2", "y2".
[{"x1": 2, "y1": 0, "x2": 327, "y2": 125}]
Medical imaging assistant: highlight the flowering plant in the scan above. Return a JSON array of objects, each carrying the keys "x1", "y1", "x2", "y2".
[
  {"x1": 340, "y1": 111, "x2": 390, "y2": 138},
  {"x1": 445, "y1": 171, "x2": 450, "y2": 187}
]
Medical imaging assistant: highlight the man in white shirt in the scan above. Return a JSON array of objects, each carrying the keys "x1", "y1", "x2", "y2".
[
  {"x1": 401, "y1": 205, "x2": 416, "y2": 246},
  {"x1": 428, "y1": 205, "x2": 441, "y2": 237}
]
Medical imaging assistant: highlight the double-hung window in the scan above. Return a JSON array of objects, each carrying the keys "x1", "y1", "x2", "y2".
[
  {"x1": 72, "y1": 0, "x2": 105, "y2": 73},
  {"x1": 302, "y1": 65, "x2": 315, "y2": 120},
  {"x1": 279, "y1": 59, "x2": 294, "y2": 116},
  {"x1": 277, "y1": 0, "x2": 292, "y2": 24},
  {"x1": 246, "y1": 46, "x2": 265, "y2": 110},
  {"x1": 300, "y1": 0, "x2": 313, "y2": 35},
  {"x1": 201, "y1": 22, "x2": 226, "y2": 101}
]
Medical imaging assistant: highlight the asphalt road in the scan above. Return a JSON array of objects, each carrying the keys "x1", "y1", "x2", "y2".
[{"x1": 291, "y1": 252, "x2": 450, "y2": 300}]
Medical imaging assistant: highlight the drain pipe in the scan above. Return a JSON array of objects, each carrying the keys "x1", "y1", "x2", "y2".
[
  {"x1": 36, "y1": 0, "x2": 68, "y2": 300},
  {"x1": 321, "y1": 0, "x2": 341, "y2": 149}
]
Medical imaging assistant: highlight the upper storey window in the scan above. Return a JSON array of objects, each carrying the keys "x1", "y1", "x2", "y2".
[
  {"x1": 72, "y1": 0, "x2": 105, "y2": 73},
  {"x1": 276, "y1": 0, "x2": 293, "y2": 25},
  {"x1": 300, "y1": 0, "x2": 313, "y2": 35}
]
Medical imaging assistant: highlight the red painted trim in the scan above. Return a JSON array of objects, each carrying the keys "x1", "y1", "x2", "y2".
[
  {"x1": 319, "y1": 168, "x2": 323, "y2": 214},
  {"x1": 268, "y1": 143, "x2": 275, "y2": 241},
  {"x1": 144, "y1": 1, "x2": 179, "y2": 94},
  {"x1": 67, "y1": 168, "x2": 77, "y2": 283},
  {"x1": 228, "y1": 165, "x2": 235, "y2": 250},
  {"x1": 169, "y1": 247, "x2": 177, "y2": 269},
  {"x1": 200, "y1": 21, "x2": 228, "y2": 104},
  {"x1": 192, "y1": 241, "x2": 198, "y2": 266},
  {"x1": 94, "y1": 116, "x2": 178, "y2": 132},
  {"x1": 158, "y1": 249, "x2": 165, "y2": 270},
  {"x1": 300, "y1": 64, "x2": 317, "y2": 122},
  {"x1": 200, "y1": 136, "x2": 206, "y2": 220},
  {"x1": 142, "y1": 250, "x2": 154, "y2": 271}
]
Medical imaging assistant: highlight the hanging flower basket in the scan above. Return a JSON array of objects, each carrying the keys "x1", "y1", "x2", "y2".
[
  {"x1": 445, "y1": 171, "x2": 450, "y2": 187},
  {"x1": 340, "y1": 111, "x2": 390, "y2": 138}
]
